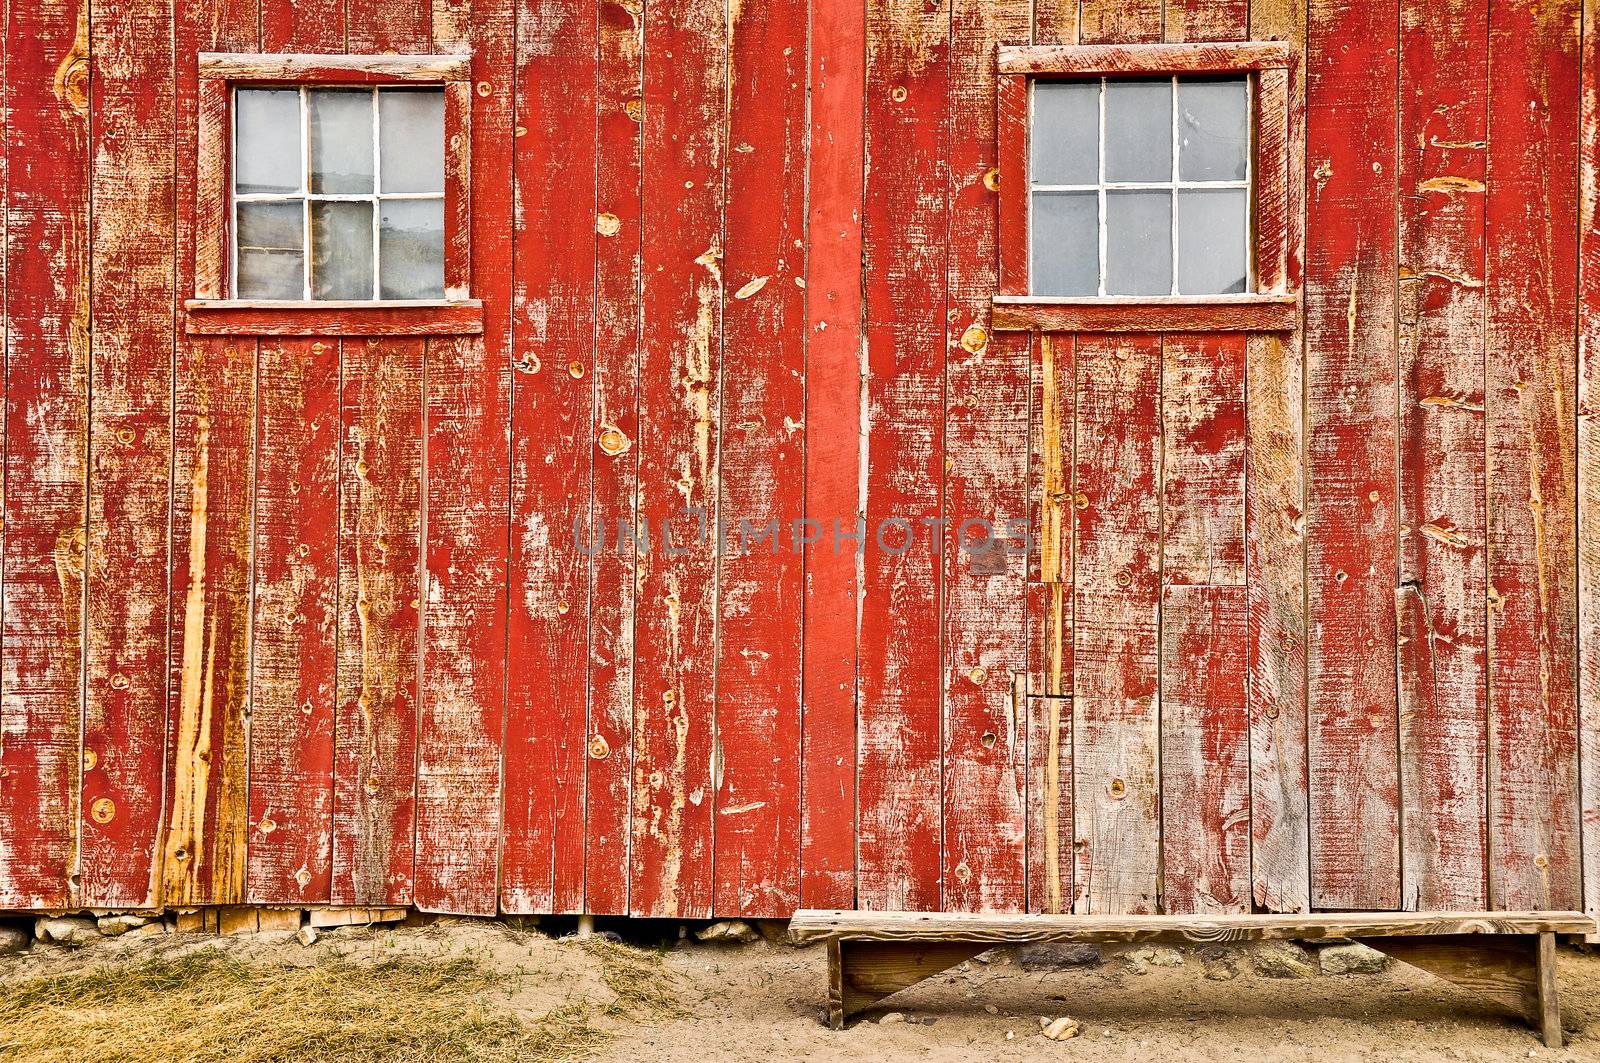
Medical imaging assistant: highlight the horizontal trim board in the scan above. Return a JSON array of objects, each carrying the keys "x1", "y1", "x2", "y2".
[
  {"x1": 999, "y1": 42, "x2": 1295, "y2": 77},
  {"x1": 991, "y1": 294, "x2": 1299, "y2": 333},
  {"x1": 789, "y1": 909, "x2": 1595, "y2": 945},
  {"x1": 185, "y1": 299, "x2": 485, "y2": 336},
  {"x1": 199, "y1": 52, "x2": 471, "y2": 83}
]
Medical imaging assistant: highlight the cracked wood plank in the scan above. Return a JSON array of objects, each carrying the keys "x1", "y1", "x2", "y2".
[
  {"x1": 334, "y1": 338, "x2": 422, "y2": 907},
  {"x1": 1160, "y1": 584, "x2": 1249, "y2": 914},
  {"x1": 414, "y1": 0, "x2": 513, "y2": 915},
  {"x1": 585, "y1": 0, "x2": 644, "y2": 918},
  {"x1": 714, "y1": 0, "x2": 807, "y2": 919},
  {"x1": 1396, "y1": 0, "x2": 1489, "y2": 912},
  {"x1": 1162, "y1": 335, "x2": 1246, "y2": 587},
  {"x1": 940, "y1": 0, "x2": 1030, "y2": 915},
  {"x1": 799, "y1": 0, "x2": 865, "y2": 912},
  {"x1": 500, "y1": 0, "x2": 597, "y2": 916},
  {"x1": 81, "y1": 0, "x2": 177, "y2": 908},
  {"x1": 1580, "y1": 0, "x2": 1600, "y2": 940},
  {"x1": 1078, "y1": 0, "x2": 1160, "y2": 45},
  {"x1": 858, "y1": 0, "x2": 948, "y2": 913},
  {"x1": 1304, "y1": 0, "x2": 1401, "y2": 910},
  {"x1": 1165, "y1": 0, "x2": 1247, "y2": 42},
  {"x1": 1071, "y1": 334, "x2": 1160, "y2": 916},
  {"x1": 247, "y1": 341, "x2": 339, "y2": 904},
  {"x1": 1484, "y1": 0, "x2": 1582, "y2": 911},
  {"x1": 0, "y1": 0, "x2": 89, "y2": 909},
  {"x1": 629, "y1": 0, "x2": 725, "y2": 919}
]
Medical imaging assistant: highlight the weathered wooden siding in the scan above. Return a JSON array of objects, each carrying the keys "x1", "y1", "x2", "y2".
[{"x1": 0, "y1": 0, "x2": 1594, "y2": 923}]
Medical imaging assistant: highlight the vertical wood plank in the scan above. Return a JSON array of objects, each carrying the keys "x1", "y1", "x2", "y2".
[
  {"x1": 247, "y1": 341, "x2": 340, "y2": 904},
  {"x1": 260, "y1": 0, "x2": 343, "y2": 51},
  {"x1": 1484, "y1": 0, "x2": 1582, "y2": 911},
  {"x1": 416, "y1": 0, "x2": 514, "y2": 915},
  {"x1": 858, "y1": 0, "x2": 947, "y2": 912},
  {"x1": 586, "y1": 0, "x2": 644, "y2": 918},
  {"x1": 333, "y1": 338, "x2": 422, "y2": 907},
  {"x1": 1160, "y1": 584, "x2": 1249, "y2": 915},
  {"x1": 941, "y1": 0, "x2": 1030, "y2": 915},
  {"x1": 715, "y1": 0, "x2": 807, "y2": 918},
  {"x1": 1579, "y1": 0, "x2": 1600, "y2": 941},
  {"x1": 1395, "y1": 0, "x2": 1489, "y2": 912},
  {"x1": 0, "y1": 0, "x2": 90, "y2": 909},
  {"x1": 161, "y1": 0, "x2": 257, "y2": 913},
  {"x1": 1026, "y1": 334, "x2": 1072, "y2": 913},
  {"x1": 1304, "y1": 0, "x2": 1401, "y2": 910},
  {"x1": 800, "y1": 0, "x2": 865, "y2": 912},
  {"x1": 1162, "y1": 335, "x2": 1246, "y2": 587},
  {"x1": 80, "y1": 0, "x2": 177, "y2": 908},
  {"x1": 1245, "y1": 0, "x2": 1309, "y2": 915},
  {"x1": 347, "y1": 0, "x2": 430, "y2": 50},
  {"x1": 1072, "y1": 334, "x2": 1161, "y2": 915},
  {"x1": 1078, "y1": 0, "x2": 1161, "y2": 45},
  {"x1": 500, "y1": 0, "x2": 597, "y2": 916}
]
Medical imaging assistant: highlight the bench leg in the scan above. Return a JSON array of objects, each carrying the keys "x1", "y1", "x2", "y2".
[
  {"x1": 824, "y1": 940, "x2": 989, "y2": 1028},
  {"x1": 1364, "y1": 932, "x2": 1562, "y2": 1048}
]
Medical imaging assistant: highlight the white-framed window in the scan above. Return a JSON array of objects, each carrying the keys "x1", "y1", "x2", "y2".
[
  {"x1": 233, "y1": 85, "x2": 446, "y2": 301},
  {"x1": 1029, "y1": 75, "x2": 1252, "y2": 298}
]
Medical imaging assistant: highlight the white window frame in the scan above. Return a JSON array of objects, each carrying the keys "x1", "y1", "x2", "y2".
[
  {"x1": 231, "y1": 84, "x2": 448, "y2": 302},
  {"x1": 1028, "y1": 75, "x2": 1254, "y2": 297}
]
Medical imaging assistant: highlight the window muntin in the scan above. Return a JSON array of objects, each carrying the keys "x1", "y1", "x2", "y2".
[
  {"x1": 1029, "y1": 75, "x2": 1251, "y2": 298},
  {"x1": 233, "y1": 86, "x2": 446, "y2": 301}
]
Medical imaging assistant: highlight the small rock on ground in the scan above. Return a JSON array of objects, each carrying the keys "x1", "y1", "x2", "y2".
[
  {"x1": 1318, "y1": 942, "x2": 1390, "y2": 975},
  {"x1": 297, "y1": 925, "x2": 320, "y2": 947},
  {"x1": 0, "y1": 925, "x2": 31, "y2": 955},
  {"x1": 96, "y1": 914, "x2": 154, "y2": 936},
  {"x1": 1250, "y1": 941, "x2": 1317, "y2": 978},
  {"x1": 1039, "y1": 1016, "x2": 1080, "y2": 1040},
  {"x1": 878, "y1": 1012, "x2": 904, "y2": 1025},
  {"x1": 1201, "y1": 946, "x2": 1240, "y2": 981},
  {"x1": 1124, "y1": 946, "x2": 1182, "y2": 975},
  {"x1": 1017, "y1": 942, "x2": 1102, "y2": 971},
  {"x1": 35, "y1": 917, "x2": 98, "y2": 948},
  {"x1": 695, "y1": 920, "x2": 759, "y2": 944}
]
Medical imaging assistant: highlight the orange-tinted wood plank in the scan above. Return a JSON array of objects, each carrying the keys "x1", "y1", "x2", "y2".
[
  {"x1": 1162, "y1": 335, "x2": 1246, "y2": 587},
  {"x1": 414, "y1": 0, "x2": 514, "y2": 915},
  {"x1": 628, "y1": 0, "x2": 725, "y2": 920},
  {"x1": 80, "y1": 0, "x2": 177, "y2": 908},
  {"x1": 247, "y1": 340, "x2": 340, "y2": 904},
  {"x1": 1579, "y1": 0, "x2": 1600, "y2": 938},
  {"x1": 1160, "y1": 584, "x2": 1249, "y2": 915},
  {"x1": 1165, "y1": 0, "x2": 1247, "y2": 41},
  {"x1": 0, "y1": 0, "x2": 90, "y2": 909},
  {"x1": 1245, "y1": 0, "x2": 1310, "y2": 915},
  {"x1": 585, "y1": 0, "x2": 645, "y2": 918},
  {"x1": 1304, "y1": 0, "x2": 1400, "y2": 910},
  {"x1": 1026, "y1": 334, "x2": 1072, "y2": 913},
  {"x1": 800, "y1": 0, "x2": 865, "y2": 912},
  {"x1": 1484, "y1": 0, "x2": 1582, "y2": 911},
  {"x1": 1072, "y1": 334, "x2": 1160, "y2": 915},
  {"x1": 1395, "y1": 0, "x2": 1489, "y2": 912},
  {"x1": 333, "y1": 338, "x2": 423, "y2": 907},
  {"x1": 1078, "y1": 0, "x2": 1161, "y2": 44},
  {"x1": 500, "y1": 0, "x2": 597, "y2": 916},
  {"x1": 858, "y1": 0, "x2": 947, "y2": 912},
  {"x1": 941, "y1": 0, "x2": 1030, "y2": 914},
  {"x1": 714, "y1": 0, "x2": 807, "y2": 918}
]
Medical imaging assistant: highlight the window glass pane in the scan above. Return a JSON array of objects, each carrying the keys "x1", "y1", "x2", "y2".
[
  {"x1": 1103, "y1": 78, "x2": 1171, "y2": 183},
  {"x1": 311, "y1": 201, "x2": 374, "y2": 300},
  {"x1": 1031, "y1": 81, "x2": 1098, "y2": 186},
  {"x1": 1178, "y1": 77, "x2": 1249, "y2": 182},
  {"x1": 1177, "y1": 189, "x2": 1248, "y2": 294},
  {"x1": 379, "y1": 199, "x2": 445, "y2": 299},
  {"x1": 379, "y1": 89, "x2": 446, "y2": 194},
  {"x1": 1031, "y1": 191, "x2": 1098, "y2": 296},
  {"x1": 236, "y1": 201, "x2": 304, "y2": 298},
  {"x1": 309, "y1": 89, "x2": 374, "y2": 194},
  {"x1": 235, "y1": 89, "x2": 301, "y2": 194},
  {"x1": 1105, "y1": 190, "x2": 1171, "y2": 295}
]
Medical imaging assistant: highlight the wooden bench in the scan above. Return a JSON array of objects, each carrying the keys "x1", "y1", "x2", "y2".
[{"x1": 788, "y1": 909, "x2": 1596, "y2": 1047}]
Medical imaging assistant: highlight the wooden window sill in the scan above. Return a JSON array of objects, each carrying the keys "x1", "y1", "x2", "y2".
[
  {"x1": 184, "y1": 299, "x2": 484, "y2": 337},
  {"x1": 990, "y1": 293, "x2": 1298, "y2": 333}
]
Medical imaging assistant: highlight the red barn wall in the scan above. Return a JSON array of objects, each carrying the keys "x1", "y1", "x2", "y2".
[{"x1": 0, "y1": 0, "x2": 1595, "y2": 922}]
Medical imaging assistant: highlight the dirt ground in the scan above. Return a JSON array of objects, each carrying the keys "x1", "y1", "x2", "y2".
[{"x1": 4, "y1": 917, "x2": 1600, "y2": 1062}]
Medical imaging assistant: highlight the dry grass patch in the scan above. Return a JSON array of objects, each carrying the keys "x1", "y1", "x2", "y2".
[{"x1": 0, "y1": 937, "x2": 683, "y2": 1063}]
